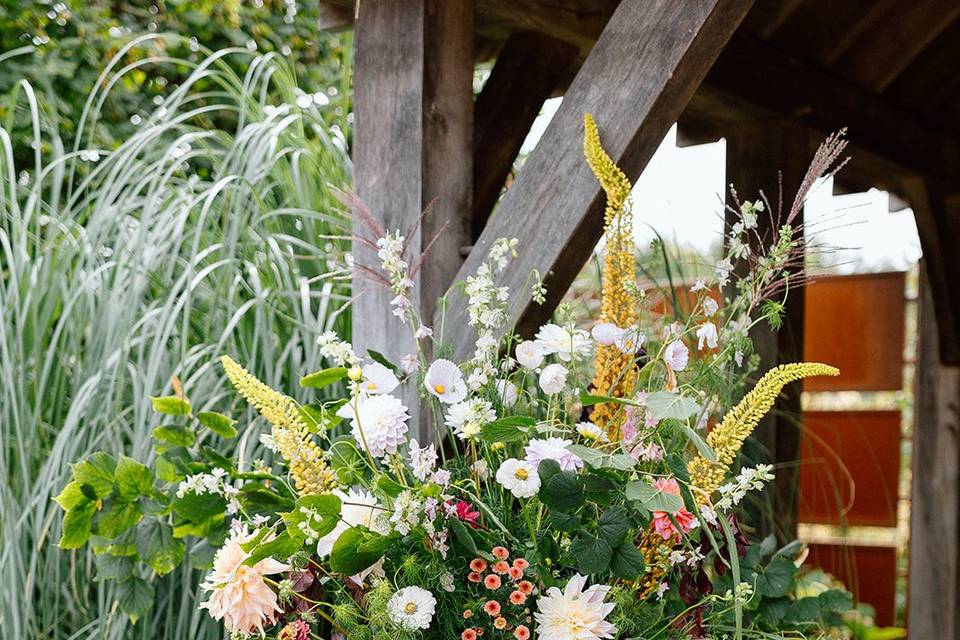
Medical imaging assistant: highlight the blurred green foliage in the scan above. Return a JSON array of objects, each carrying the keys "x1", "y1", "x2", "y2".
[{"x1": 0, "y1": 0, "x2": 352, "y2": 160}]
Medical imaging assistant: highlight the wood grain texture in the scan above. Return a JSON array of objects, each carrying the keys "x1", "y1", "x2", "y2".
[
  {"x1": 441, "y1": 0, "x2": 756, "y2": 359},
  {"x1": 473, "y1": 31, "x2": 578, "y2": 240},
  {"x1": 908, "y1": 262, "x2": 960, "y2": 638}
]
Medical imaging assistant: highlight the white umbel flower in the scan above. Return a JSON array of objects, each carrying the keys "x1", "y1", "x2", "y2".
[
  {"x1": 496, "y1": 458, "x2": 541, "y2": 498},
  {"x1": 338, "y1": 394, "x2": 409, "y2": 458},
  {"x1": 359, "y1": 361, "x2": 400, "y2": 395},
  {"x1": 424, "y1": 359, "x2": 468, "y2": 404},
  {"x1": 445, "y1": 397, "x2": 496, "y2": 440},
  {"x1": 535, "y1": 323, "x2": 591, "y2": 362},
  {"x1": 534, "y1": 573, "x2": 617, "y2": 640},
  {"x1": 516, "y1": 340, "x2": 544, "y2": 369},
  {"x1": 539, "y1": 363, "x2": 569, "y2": 394},
  {"x1": 387, "y1": 586, "x2": 436, "y2": 631}
]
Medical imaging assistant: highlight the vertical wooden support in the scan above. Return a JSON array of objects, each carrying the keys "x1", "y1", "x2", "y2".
[
  {"x1": 909, "y1": 262, "x2": 960, "y2": 639},
  {"x1": 724, "y1": 120, "x2": 810, "y2": 540},
  {"x1": 353, "y1": 0, "x2": 474, "y2": 435}
]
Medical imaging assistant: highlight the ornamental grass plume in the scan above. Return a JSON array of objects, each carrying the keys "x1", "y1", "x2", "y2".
[
  {"x1": 687, "y1": 362, "x2": 839, "y2": 503},
  {"x1": 221, "y1": 356, "x2": 336, "y2": 494},
  {"x1": 584, "y1": 114, "x2": 639, "y2": 439}
]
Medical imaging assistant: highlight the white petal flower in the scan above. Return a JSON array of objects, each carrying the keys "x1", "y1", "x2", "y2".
[
  {"x1": 414, "y1": 324, "x2": 433, "y2": 339},
  {"x1": 496, "y1": 458, "x2": 541, "y2": 498},
  {"x1": 664, "y1": 340, "x2": 689, "y2": 371},
  {"x1": 576, "y1": 421, "x2": 609, "y2": 443},
  {"x1": 525, "y1": 437, "x2": 583, "y2": 472},
  {"x1": 534, "y1": 574, "x2": 617, "y2": 640},
  {"x1": 696, "y1": 322, "x2": 719, "y2": 351},
  {"x1": 539, "y1": 363, "x2": 568, "y2": 394},
  {"x1": 702, "y1": 297, "x2": 719, "y2": 317},
  {"x1": 515, "y1": 340, "x2": 544, "y2": 369},
  {"x1": 387, "y1": 586, "x2": 436, "y2": 631},
  {"x1": 535, "y1": 323, "x2": 591, "y2": 362},
  {"x1": 407, "y1": 438, "x2": 438, "y2": 482},
  {"x1": 445, "y1": 397, "x2": 496, "y2": 440},
  {"x1": 494, "y1": 379, "x2": 519, "y2": 407},
  {"x1": 614, "y1": 327, "x2": 644, "y2": 354},
  {"x1": 316, "y1": 488, "x2": 384, "y2": 557},
  {"x1": 340, "y1": 394, "x2": 409, "y2": 458},
  {"x1": 424, "y1": 359, "x2": 467, "y2": 404},
  {"x1": 591, "y1": 322, "x2": 622, "y2": 346},
  {"x1": 359, "y1": 361, "x2": 400, "y2": 395}
]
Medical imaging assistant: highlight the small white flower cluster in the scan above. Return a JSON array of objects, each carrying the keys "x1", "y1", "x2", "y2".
[
  {"x1": 668, "y1": 548, "x2": 705, "y2": 569},
  {"x1": 377, "y1": 231, "x2": 415, "y2": 322},
  {"x1": 445, "y1": 397, "x2": 496, "y2": 441},
  {"x1": 316, "y1": 331, "x2": 360, "y2": 367},
  {"x1": 715, "y1": 464, "x2": 775, "y2": 511},
  {"x1": 390, "y1": 490, "x2": 426, "y2": 535},
  {"x1": 464, "y1": 238, "x2": 517, "y2": 384},
  {"x1": 176, "y1": 468, "x2": 241, "y2": 514},
  {"x1": 296, "y1": 505, "x2": 327, "y2": 545},
  {"x1": 407, "y1": 438, "x2": 451, "y2": 486}
]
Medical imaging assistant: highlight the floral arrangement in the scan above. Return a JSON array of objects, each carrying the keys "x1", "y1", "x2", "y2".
[{"x1": 56, "y1": 115, "x2": 856, "y2": 639}]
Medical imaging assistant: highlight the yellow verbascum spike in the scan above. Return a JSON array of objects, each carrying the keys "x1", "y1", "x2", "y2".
[
  {"x1": 221, "y1": 356, "x2": 336, "y2": 495},
  {"x1": 584, "y1": 114, "x2": 639, "y2": 438},
  {"x1": 688, "y1": 362, "x2": 840, "y2": 503}
]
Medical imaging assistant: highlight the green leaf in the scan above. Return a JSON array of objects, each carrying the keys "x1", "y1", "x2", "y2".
[
  {"x1": 547, "y1": 510, "x2": 582, "y2": 532},
  {"x1": 59, "y1": 500, "x2": 97, "y2": 549},
  {"x1": 151, "y1": 396, "x2": 191, "y2": 416},
  {"x1": 154, "y1": 455, "x2": 181, "y2": 483},
  {"x1": 783, "y1": 597, "x2": 821, "y2": 625},
  {"x1": 300, "y1": 366, "x2": 348, "y2": 389},
  {"x1": 676, "y1": 422, "x2": 717, "y2": 463},
  {"x1": 283, "y1": 494, "x2": 341, "y2": 543},
  {"x1": 94, "y1": 554, "x2": 135, "y2": 582},
  {"x1": 480, "y1": 416, "x2": 535, "y2": 444},
  {"x1": 756, "y1": 557, "x2": 797, "y2": 598},
  {"x1": 118, "y1": 576, "x2": 155, "y2": 624},
  {"x1": 568, "y1": 534, "x2": 612, "y2": 574},
  {"x1": 115, "y1": 456, "x2": 153, "y2": 500},
  {"x1": 54, "y1": 481, "x2": 88, "y2": 511},
  {"x1": 198, "y1": 412, "x2": 237, "y2": 438},
  {"x1": 625, "y1": 480, "x2": 684, "y2": 513},
  {"x1": 135, "y1": 519, "x2": 185, "y2": 575},
  {"x1": 597, "y1": 506, "x2": 630, "y2": 546},
  {"x1": 758, "y1": 597, "x2": 790, "y2": 627},
  {"x1": 367, "y1": 350, "x2": 401, "y2": 375},
  {"x1": 579, "y1": 392, "x2": 640, "y2": 408},
  {"x1": 95, "y1": 500, "x2": 143, "y2": 539},
  {"x1": 447, "y1": 516, "x2": 480, "y2": 557},
  {"x1": 173, "y1": 492, "x2": 227, "y2": 525},
  {"x1": 538, "y1": 462, "x2": 584, "y2": 512},
  {"x1": 72, "y1": 452, "x2": 117, "y2": 499},
  {"x1": 610, "y1": 542, "x2": 646, "y2": 580},
  {"x1": 376, "y1": 474, "x2": 404, "y2": 498},
  {"x1": 567, "y1": 444, "x2": 637, "y2": 471},
  {"x1": 818, "y1": 589, "x2": 853, "y2": 614},
  {"x1": 151, "y1": 425, "x2": 195, "y2": 448},
  {"x1": 329, "y1": 527, "x2": 390, "y2": 576},
  {"x1": 644, "y1": 391, "x2": 702, "y2": 421},
  {"x1": 243, "y1": 531, "x2": 302, "y2": 567}
]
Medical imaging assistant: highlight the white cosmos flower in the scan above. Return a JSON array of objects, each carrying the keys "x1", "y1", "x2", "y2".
[
  {"x1": 387, "y1": 586, "x2": 436, "y2": 631},
  {"x1": 495, "y1": 379, "x2": 519, "y2": 407},
  {"x1": 359, "y1": 361, "x2": 400, "y2": 395},
  {"x1": 445, "y1": 397, "x2": 496, "y2": 440},
  {"x1": 696, "y1": 322, "x2": 719, "y2": 351},
  {"x1": 337, "y1": 394, "x2": 409, "y2": 458},
  {"x1": 515, "y1": 340, "x2": 544, "y2": 369},
  {"x1": 535, "y1": 323, "x2": 591, "y2": 362},
  {"x1": 539, "y1": 363, "x2": 568, "y2": 394},
  {"x1": 702, "y1": 297, "x2": 719, "y2": 317},
  {"x1": 591, "y1": 322, "x2": 621, "y2": 346},
  {"x1": 663, "y1": 340, "x2": 689, "y2": 371},
  {"x1": 496, "y1": 458, "x2": 541, "y2": 498},
  {"x1": 534, "y1": 573, "x2": 617, "y2": 640},
  {"x1": 576, "y1": 421, "x2": 609, "y2": 443},
  {"x1": 424, "y1": 359, "x2": 467, "y2": 404}
]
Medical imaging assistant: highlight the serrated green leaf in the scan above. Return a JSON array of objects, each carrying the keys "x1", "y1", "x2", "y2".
[
  {"x1": 72, "y1": 452, "x2": 117, "y2": 499},
  {"x1": 597, "y1": 506, "x2": 630, "y2": 546},
  {"x1": 173, "y1": 492, "x2": 227, "y2": 525},
  {"x1": 59, "y1": 500, "x2": 97, "y2": 549},
  {"x1": 151, "y1": 425, "x2": 195, "y2": 448},
  {"x1": 118, "y1": 576, "x2": 154, "y2": 624},
  {"x1": 283, "y1": 494, "x2": 341, "y2": 543},
  {"x1": 568, "y1": 534, "x2": 612, "y2": 574},
  {"x1": 645, "y1": 391, "x2": 702, "y2": 421},
  {"x1": 610, "y1": 542, "x2": 646, "y2": 579},
  {"x1": 818, "y1": 589, "x2": 853, "y2": 614},
  {"x1": 95, "y1": 500, "x2": 143, "y2": 539},
  {"x1": 538, "y1": 463, "x2": 584, "y2": 512},
  {"x1": 329, "y1": 527, "x2": 390, "y2": 576},
  {"x1": 154, "y1": 455, "x2": 181, "y2": 483},
  {"x1": 94, "y1": 554, "x2": 134, "y2": 582},
  {"x1": 243, "y1": 531, "x2": 302, "y2": 567},
  {"x1": 135, "y1": 519, "x2": 185, "y2": 575},
  {"x1": 756, "y1": 556, "x2": 796, "y2": 598},
  {"x1": 115, "y1": 456, "x2": 153, "y2": 500},
  {"x1": 300, "y1": 366, "x2": 348, "y2": 389},
  {"x1": 480, "y1": 416, "x2": 535, "y2": 444},
  {"x1": 151, "y1": 396, "x2": 191, "y2": 416},
  {"x1": 625, "y1": 480, "x2": 684, "y2": 513},
  {"x1": 547, "y1": 510, "x2": 582, "y2": 532},
  {"x1": 54, "y1": 481, "x2": 88, "y2": 511},
  {"x1": 198, "y1": 412, "x2": 237, "y2": 438}
]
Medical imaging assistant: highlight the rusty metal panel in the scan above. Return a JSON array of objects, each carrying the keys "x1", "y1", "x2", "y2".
[
  {"x1": 803, "y1": 272, "x2": 906, "y2": 391},
  {"x1": 798, "y1": 410, "x2": 901, "y2": 527},
  {"x1": 807, "y1": 543, "x2": 898, "y2": 627}
]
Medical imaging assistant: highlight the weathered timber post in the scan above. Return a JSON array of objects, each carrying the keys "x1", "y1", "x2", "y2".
[
  {"x1": 724, "y1": 119, "x2": 810, "y2": 541},
  {"x1": 352, "y1": 0, "x2": 474, "y2": 437}
]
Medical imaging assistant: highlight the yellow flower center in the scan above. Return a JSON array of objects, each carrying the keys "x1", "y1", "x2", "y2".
[
  {"x1": 367, "y1": 382, "x2": 377, "y2": 390},
  {"x1": 514, "y1": 468, "x2": 529, "y2": 481},
  {"x1": 405, "y1": 602, "x2": 419, "y2": 614},
  {"x1": 434, "y1": 383, "x2": 446, "y2": 394}
]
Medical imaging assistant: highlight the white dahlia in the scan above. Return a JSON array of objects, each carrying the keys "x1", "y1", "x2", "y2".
[
  {"x1": 496, "y1": 458, "x2": 541, "y2": 498},
  {"x1": 534, "y1": 573, "x2": 617, "y2": 640},
  {"x1": 445, "y1": 397, "x2": 496, "y2": 440},
  {"x1": 535, "y1": 323, "x2": 591, "y2": 362},
  {"x1": 538, "y1": 363, "x2": 569, "y2": 394},
  {"x1": 339, "y1": 394, "x2": 409, "y2": 458},
  {"x1": 200, "y1": 527, "x2": 290, "y2": 634},
  {"x1": 387, "y1": 586, "x2": 437, "y2": 631}
]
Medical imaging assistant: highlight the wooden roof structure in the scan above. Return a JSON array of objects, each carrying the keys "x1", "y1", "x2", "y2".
[{"x1": 323, "y1": 2, "x2": 960, "y2": 635}]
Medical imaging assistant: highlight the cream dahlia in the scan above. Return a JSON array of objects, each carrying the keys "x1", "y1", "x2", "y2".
[
  {"x1": 338, "y1": 393, "x2": 409, "y2": 458},
  {"x1": 200, "y1": 527, "x2": 290, "y2": 634},
  {"x1": 387, "y1": 586, "x2": 437, "y2": 630},
  {"x1": 533, "y1": 573, "x2": 617, "y2": 640}
]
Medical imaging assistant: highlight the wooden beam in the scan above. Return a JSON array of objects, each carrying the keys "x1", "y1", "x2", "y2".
[
  {"x1": 442, "y1": 0, "x2": 755, "y2": 359},
  {"x1": 725, "y1": 120, "x2": 810, "y2": 542},
  {"x1": 472, "y1": 31, "x2": 578, "y2": 240},
  {"x1": 353, "y1": 0, "x2": 474, "y2": 433},
  {"x1": 318, "y1": 2, "x2": 355, "y2": 32},
  {"x1": 908, "y1": 261, "x2": 960, "y2": 639}
]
